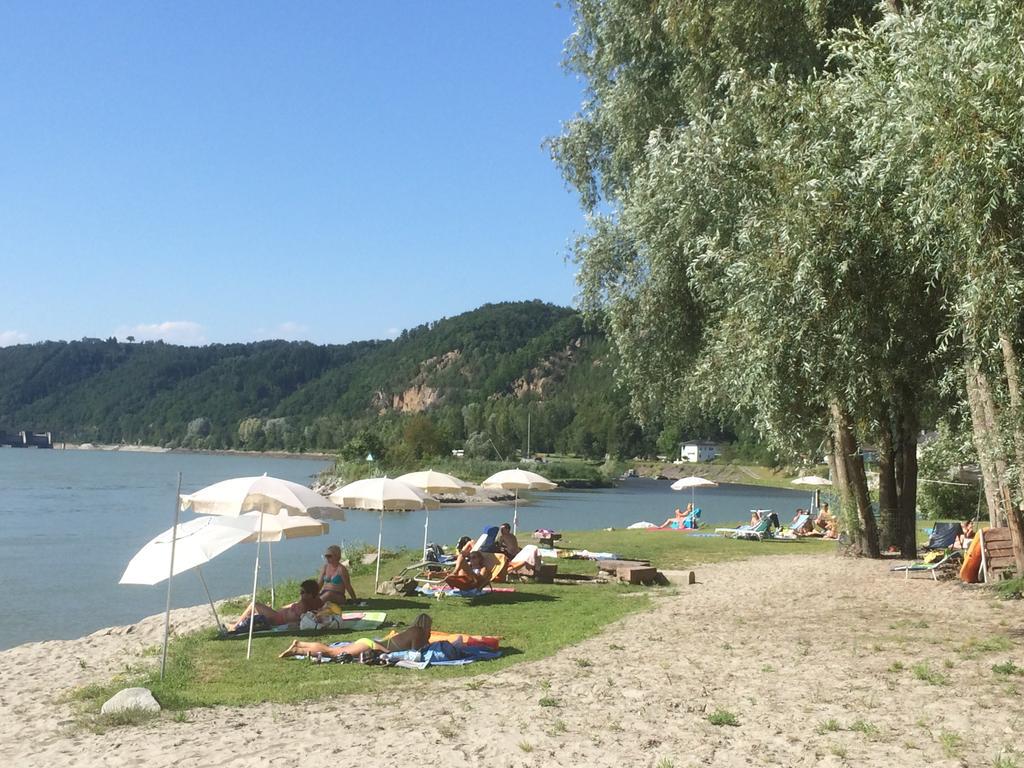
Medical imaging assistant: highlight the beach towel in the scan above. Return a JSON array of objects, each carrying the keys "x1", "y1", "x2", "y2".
[
  {"x1": 384, "y1": 640, "x2": 502, "y2": 669},
  {"x1": 416, "y1": 585, "x2": 515, "y2": 598},
  {"x1": 300, "y1": 610, "x2": 388, "y2": 632},
  {"x1": 538, "y1": 548, "x2": 620, "y2": 560}
]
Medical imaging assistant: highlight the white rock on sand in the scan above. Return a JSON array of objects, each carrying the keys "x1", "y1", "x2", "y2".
[{"x1": 1, "y1": 554, "x2": 1021, "y2": 767}]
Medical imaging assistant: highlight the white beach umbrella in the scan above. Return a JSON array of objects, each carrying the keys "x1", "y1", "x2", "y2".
[
  {"x1": 481, "y1": 468, "x2": 556, "y2": 535},
  {"x1": 180, "y1": 475, "x2": 343, "y2": 519},
  {"x1": 120, "y1": 516, "x2": 254, "y2": 586},
  {"x1": 396, "y1": 470, "x2": 473, "y2": 557},
  {"x1": 792, "y1": 475, "x2": 832, "y2": 515},
  {"x1": 236, "y1": 510, "x2": 329, "y2": 605},
  {"x1": 329, "y1": 477, "x2": 440, "y2": 591},
  {"x1": 120, "y1": 516, "x2": 254, "y2": 633},
  {"x1": 670, "y1": 475, "x2": 719, "y2": 509},
  {"x1": 179, "y1": 475, "x2": 342, "y2": 659}
]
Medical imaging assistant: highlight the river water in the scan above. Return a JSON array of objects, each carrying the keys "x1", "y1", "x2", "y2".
[{"x1": 0, "y1": 449, "x2": 809, "y2": 650}]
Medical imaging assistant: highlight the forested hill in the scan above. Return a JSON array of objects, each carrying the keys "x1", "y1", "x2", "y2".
[{"x1": 0, "y1": 301, "x2": 663, "y2": 460}]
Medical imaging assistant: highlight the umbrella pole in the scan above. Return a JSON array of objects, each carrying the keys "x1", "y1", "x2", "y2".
[
  {"x1": 245, "y1": 513, "x2": 265, "y2": 660},
  {"x1": 513, "y1": 490, "x2": 519, "y2": 535},
  {"x1": 160, "y1": 473, "x2": 183, "y2": 680},
  {"x1": 196, "y1": 566, "x2": 223, "y2": 632},
  {"x1": 423, "y1": 508, "x2": 430, "y2": 559},
  {"x1": 374, "y1": 509, "x2": 384, "y2": 594},
  {"x1": 268, "y1": 541, "x2": 275, "y2": 607}
]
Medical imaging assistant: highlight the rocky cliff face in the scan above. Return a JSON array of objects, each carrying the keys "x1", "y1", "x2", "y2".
[
  {"x1": 374, "y1": 350, "x2": 463, "y2": 413},
  {"x1": 511, "y1": 338, "x2": 584, "y2": 398}
]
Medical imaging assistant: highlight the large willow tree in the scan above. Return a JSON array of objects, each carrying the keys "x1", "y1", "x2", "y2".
[
  {"x1": 549, "y1": 0, "x2": 948, "y2": 557},
  {"x1": 833, "y1": 0, "x2": 1024, "y2": 568}
]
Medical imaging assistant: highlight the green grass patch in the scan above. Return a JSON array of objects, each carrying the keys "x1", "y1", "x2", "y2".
[
  {"x1": 562, "y1": 528, "x2": 833, "y2": 570},
  {"x1": 993, "y1": 577, "x2": 1024, "y2": 601},
  {"x1": 912, "y1": 662, "x2": 950, "y2": 686},
  {"x1": 959, "y1": 635, "x2": 1013, "y2": 660},
  {"x1": 708, "y1": 709, "x2": 739, "y2": 726},
  {"x1": 939, "y1": 730, "x2": 965, "y2": 759},
  {"x1": 816, "y1": 718, "x2": 841, "y2": 734},
  {"x1": 69, "y1": 527, "x2": 832, "y2": 714},
  {"x1": 992, "y1": 661, "x2": 1024, "y2": 677},
  {"x1": 849, "y1": 719, "x2": 879, "y2": 738}
]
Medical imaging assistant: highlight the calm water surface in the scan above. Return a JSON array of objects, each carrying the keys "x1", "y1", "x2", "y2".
[{"x1": 0, "y1": 450, "x2": 809, "y2": 650}]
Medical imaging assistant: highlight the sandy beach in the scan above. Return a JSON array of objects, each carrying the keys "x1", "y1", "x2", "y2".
[{"x1": 2, "y1": 554, "x2": 1021, "y2": 767}]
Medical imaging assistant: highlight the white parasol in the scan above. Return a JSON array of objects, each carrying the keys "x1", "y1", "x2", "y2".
[{"x1": 481, "y1": 468, "x2": 556, "y2": 534}]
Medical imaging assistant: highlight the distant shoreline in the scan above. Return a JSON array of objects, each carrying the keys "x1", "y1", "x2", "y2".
[{"x1": 59, "y1": 442, "x2": 337, "y2": 462}]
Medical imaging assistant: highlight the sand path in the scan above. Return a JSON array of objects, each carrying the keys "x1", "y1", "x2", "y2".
[{"x1": 2, "y1": 554, "x2": 1021, "y2": 767}]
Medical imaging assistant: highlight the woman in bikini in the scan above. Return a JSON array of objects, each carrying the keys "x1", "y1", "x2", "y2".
[
  {"x1": 319, "y1": 544, "x2": 357, "y2": 606},
  {"x1": 278, "y1": 613, "x2": 432, "y2": 659}
]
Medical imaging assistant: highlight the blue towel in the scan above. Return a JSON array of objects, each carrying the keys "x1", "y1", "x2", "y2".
[{"x1": 385, "y1": 640, "x2": 502, "y2": 667}]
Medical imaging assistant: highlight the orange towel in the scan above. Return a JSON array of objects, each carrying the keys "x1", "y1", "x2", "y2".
[{"x1": 428, "y1": 631, "x2": 500, "y2": 650}]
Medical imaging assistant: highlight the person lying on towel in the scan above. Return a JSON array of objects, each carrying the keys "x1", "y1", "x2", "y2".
[
  {"x1": 279, "y1": 613, "x2": 432, "y2": 659},
  {"x1": 228, "y1": 579, "x2": 323, "y2": 632}
]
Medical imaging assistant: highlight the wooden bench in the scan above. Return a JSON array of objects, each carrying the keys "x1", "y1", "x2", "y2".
[
  {"x1": 981, "y1": 527, "x2": 1018, "y2": 582},
  {"x1": 617, "y1": 566, "x2": 659, "y2": 585},
  {"x1": 597, "y1": 559, "x2": 651, "y2": 575}
]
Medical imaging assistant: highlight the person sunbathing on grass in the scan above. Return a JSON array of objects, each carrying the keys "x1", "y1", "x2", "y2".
[
  {"x1": 229, "y1": 579, "x2": 323, "y2": 632},
  {"x1": 658, "y1": 504, "x2": 691, "y2": 529},
  {"x1": 278, "y1": 613, "x2": 433, "y2": 659}
]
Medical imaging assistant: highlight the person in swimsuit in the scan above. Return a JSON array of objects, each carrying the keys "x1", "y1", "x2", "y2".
[
  {"x1": 228, "y1": 579, "x2": 323, "y2": 631},
  {"x1": 443, "y1": 550, "x2": 492, "y2": 590},
  {"x1": 658, "y1": 504, "x2": 694, "y2": 529},
  {"x1": 278, "y1": 613, "x2": 432, "y2": 659},
  {"x1": 319, "y1": 544, "x2": 357, "y2": 605}
]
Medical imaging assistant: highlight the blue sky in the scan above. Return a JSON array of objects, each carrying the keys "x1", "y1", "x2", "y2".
[{"x1": 0, "y1": 3, "x2": 587, "y2": 346}]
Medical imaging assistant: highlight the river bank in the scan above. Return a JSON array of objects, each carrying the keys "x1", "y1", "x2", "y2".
[{"x1": 2, "y1": 554, "x2": 1020, "y2": 767}]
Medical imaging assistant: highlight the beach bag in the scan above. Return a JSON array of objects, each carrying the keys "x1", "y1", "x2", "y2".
[
  {"x1": 378, "y1": 576, "x2": 419, "y2": 596},
  {"x1": 299, "y1": 611, "x2": 318, "y2": 631},
  {"x1": 231, "y1": 614, "x2": 271, "y2": 634}
]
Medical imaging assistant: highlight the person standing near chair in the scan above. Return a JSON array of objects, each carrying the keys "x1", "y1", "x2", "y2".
[{"x1": 319, "y1": 544, "x2": 356, "y2": 606}]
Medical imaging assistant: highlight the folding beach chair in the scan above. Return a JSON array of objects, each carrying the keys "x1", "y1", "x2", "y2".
[
  {"x1": 922, "y1": 522, "x2": 961, "y2": 551},
  {"x1": 890, "y1": 549, "x2": 963, "y2": 580},
  {"x1": 715, "y1": 515, "x2": 774, "y2": 541}
]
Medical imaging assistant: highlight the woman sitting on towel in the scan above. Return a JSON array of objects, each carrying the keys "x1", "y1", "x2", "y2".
[
  {"x1": 279, "y1": 613, "x2": 432, "y2": 659},
  {"x1": 229, "y1": 580, "x2": 323, "y2": 632}
]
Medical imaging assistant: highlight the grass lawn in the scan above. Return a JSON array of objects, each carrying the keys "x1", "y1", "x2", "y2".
[{"x1": 70, "y1": 528, "x2": 834, "y2": 719}]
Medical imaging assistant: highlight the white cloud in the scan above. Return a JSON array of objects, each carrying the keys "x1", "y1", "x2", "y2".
[
  {"x1": 118, "y1": 321, "x2": 207, "y2": 345},
  {"x1": 0, "y1": 330, "x2": 29, "y2": 347},
  {"x1": 385, "y1": 327, "x2": 400, "y2": 339},
  {"x1": 254, "y1": 321, "x2": 310, "y2": 341}
]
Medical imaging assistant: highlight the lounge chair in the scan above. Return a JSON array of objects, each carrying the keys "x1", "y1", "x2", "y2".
[
  {"x1": 890, "y1": 549, "x2": 963, "y2": 580},
  {"x1": 715, "y1": 516, "x2": 774, "y2": 541},
  {"x1": 789, "y1": 513, "x2": 811, "y2": 535},
  {"x1": 923, "y1": 522, "x2": 961, "y2": 550}
]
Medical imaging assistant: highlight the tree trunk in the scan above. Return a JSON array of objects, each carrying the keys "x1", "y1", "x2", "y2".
[
  {"x1": 997, "y1": 331, "x2": 1024, "y2": 573},
  {"x1": 974, "y1": 363, "x2": 1013, "y2": 524},
  {"x1": 897, "y1": 409, "x2": 919, "y2": 559},
  {"x1": 877, "y1": 411, "x2": 899, "y2": 552},
  {"x1": 966, "y1": 360, "x2": 1005, "y2": 526},
  {"x1": 830, "y1": 401, "x2": 881, "y2": 557}
]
